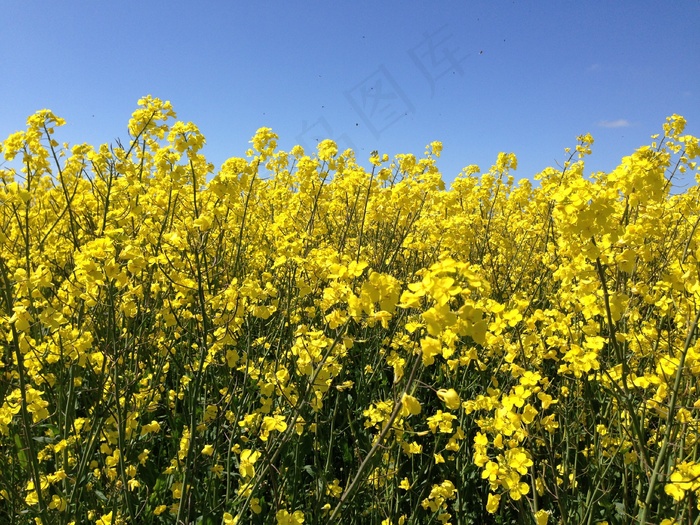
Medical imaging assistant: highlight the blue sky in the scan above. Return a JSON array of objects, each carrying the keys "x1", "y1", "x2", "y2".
[{"x1": 2, "y1": 1, "x2": 699, "y2": 187}]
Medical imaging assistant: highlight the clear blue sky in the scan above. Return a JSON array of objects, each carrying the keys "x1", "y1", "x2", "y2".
[{"x1": 2, "y1": 1, "x2": 699, "y2": 186}]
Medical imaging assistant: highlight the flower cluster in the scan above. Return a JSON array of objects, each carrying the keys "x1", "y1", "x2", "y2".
[{"x1": 0, "y1": 99, "x2": 699, "y2": 524}]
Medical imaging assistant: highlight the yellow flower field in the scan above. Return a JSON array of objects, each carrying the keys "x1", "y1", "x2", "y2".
[{"x1": 1, "y1": 96, "x2": 699, "y2": 524}]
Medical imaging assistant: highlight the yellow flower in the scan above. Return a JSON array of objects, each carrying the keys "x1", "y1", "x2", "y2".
[
  {"x1": 486, "y1": 493, "x2": 501, "y2": 513},
  {"x1": 263, "y1": 415, "x2": 288, "y2": 435},
  {"x1": 537, "y1": 391, "x2": 556, "y2": 409},
  {"x1": 276, "y1": 509, "x2": 305, "y2": 525},
  {"x1": 223, "y1": 512, "x2": 239, "y2": 524},
  {"x1": 482, "y1": 461, "x2": 499, "y2": 483},
  {"x1": 326, "y1": 479, "x2": 343, "y2": 498},
  {"x1": 317, "y1": 139, "x2": 338, "y2": 161},
  {"x1": 436, "y1": 388, "x2": 461, "y2": 410},
  {"x1": 401, "y1": 393, "x2": 422, "y2": 416},
  {"x1": 665, "y1": 481, "x2": 686, "y2": 501},
  {"x1": 251, "y1": 127, "x2": 278, "y2": 157},
  {"x1": 506, "y1": 448, "x2": 533, "y2": 475},
  {"x1": 534, "y1": 510, "x2": 550, "y2": 525},
  {"x1": 193, "y1": 214, "x2": 213, "y2": 231},
  {"x1": 140, "y1": 421, "x2": 161, "y2": 436},
  {"x1": 239, "y1": 449, "x2": 260, "y2": 478},
  {"x1": 427, "y1": 410, "x2": 456, "y2": 433},
  {"x1": 96, "y1": 512, "x2": 113, "y2": 525},
  {"x1": 138, "y1": 449, "x2": 150, "y2": 465},
  {"x1": 24, "y1": 480, "x2": 39, "y2": 506},
  {"x1": 48, "y1": 494, "x2": 67, "y2": 511},
  {"x1": 10, "y1": 305, "x2": 33, "y2": 333},
  {"x1": 402, "y1": 441, "x2": 423, "y2": 455},
  {"x1": 420, "y1": 336, "x2": 443, "y2": 366},
  {"x1": 521, "y1": 404, "x2": 538, "y2": 425}
]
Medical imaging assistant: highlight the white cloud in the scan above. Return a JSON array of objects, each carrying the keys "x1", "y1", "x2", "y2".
[
  {"x1": 598, "y1": 119, "x2": 631, "y2": 128},
  {"x1": 586, "y1": 63, "x2": 601, "y2": 73}
]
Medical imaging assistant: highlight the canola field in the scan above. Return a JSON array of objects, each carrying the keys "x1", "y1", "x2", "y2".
[{"x1": 1, "y1": 97, "x2": 700, "y2": 524}]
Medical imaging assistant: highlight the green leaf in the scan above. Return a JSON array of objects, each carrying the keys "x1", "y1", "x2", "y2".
[{"x1": 14, "y1": 433, "x2": 28, "y2": 471}]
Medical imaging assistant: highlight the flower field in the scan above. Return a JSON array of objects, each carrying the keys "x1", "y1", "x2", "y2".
[{"x1": 2, "y1": 96, "x2": 700, "y2": 524}]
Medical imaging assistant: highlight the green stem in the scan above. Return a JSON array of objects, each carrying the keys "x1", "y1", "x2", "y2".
[
  {"x1": 0, "y1": 256, "x2": 48, "y2": 521},
  {"x1": 638, "y1": 306, "x2": 700, "y2": 524},
  {"x1": 328, "y1": 352, "x2": 422, "y2": 522}
]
